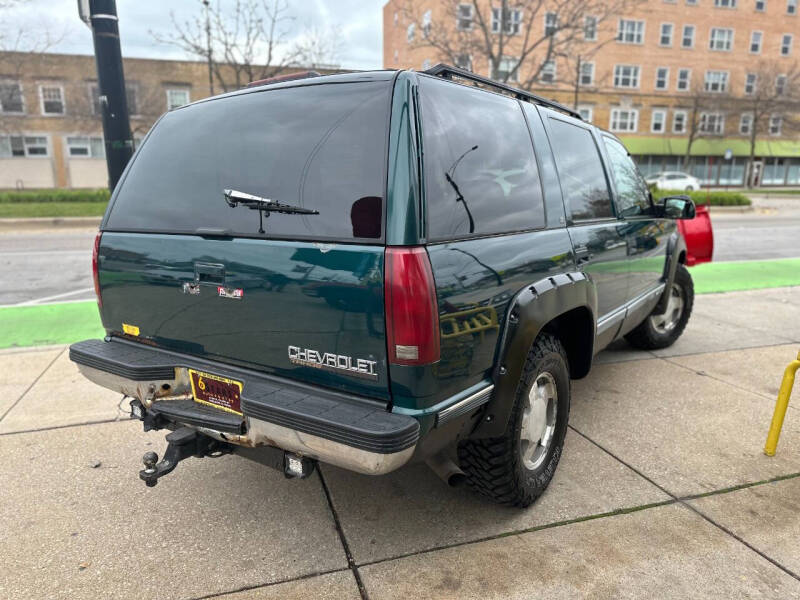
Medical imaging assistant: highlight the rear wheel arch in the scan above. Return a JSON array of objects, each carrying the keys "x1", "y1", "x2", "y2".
[{"x1": 540, "y1": 306, "x2": 595, "y2": 380}]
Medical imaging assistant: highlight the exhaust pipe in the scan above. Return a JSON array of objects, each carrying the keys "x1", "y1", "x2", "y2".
[{"x1": 426, "y1": 451, "x2": 466, "y2": 487}]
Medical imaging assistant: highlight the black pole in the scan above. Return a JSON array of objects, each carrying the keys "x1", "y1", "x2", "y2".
[{"x1": 87, "y1": 0, "x2": 133, "y2": 191}]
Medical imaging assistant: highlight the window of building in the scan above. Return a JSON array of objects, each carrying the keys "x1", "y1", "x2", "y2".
[
  {"x1": 544, "y1": 12, "x2": 558, "y2": 36},
  {"x1": 755, "y1": 0, "x2": 766, "y2": 10},
  {"x1": 90, "y1": 83, "x2": 138, "y2": 116},
  {"x1": 682, "y1": 25, "x2": 695, "y2": 48},
  {"x1": 699, "y1": 112, "x2": 725, "y2": 134},
  {"x1": 420, "y1": 78, "x2": 546, "y2": 239},
  {"x1": 660, "y1": 23, "x2": 674, "y2": 46},
  {"x1": 610, "y1": 108, "x2": 639, "y2": 132},
  {"x1": 603, "y1": 136, "x2": 650, "y2": 217},
  {"x1": 655, "y1": 67, "x2": 669, "y2": 89},
  {"x1": 580, "y1": 62, "x2": 595, "y2": 85},
  {"x1": 166, "y1": 89, "x2": 190, "y2": 111},
  {"x1": 770, "y1": 114, "x2": 783, "y2": 134},
  {"x1": 422, "y1": 10, "x2": 432, "y2": 36},
  {"x1": 704, "y1": 70, "x2": 729, "y2": 92},
  {"x1": 677, "y1": 68, "x2": 691, "y2": 90},
  {"x1": 745, "y1": 73, "x2": 757, "y2": 94},
  {"x1": 686, "y1": 0, "x2": 698, "y2": 4},
  {"x1": 540, "y1": 60, "x2": 557, "y2": 83},
  {"x1": 578, "y1": 105, "x2": 593, "y2": 122},
  {"x1": 0, "y1": 81, "x2": 24, "y2": 113},
  {"x1": 673, "y1": 110, "x2": 688, "y2": 133},
  {"x1": 651, "y1": 109, "x2": 667, "y2": 132},
  {"x1": 39, "y1": 85, "x2": 64, "y2": 115},
  {"x1": 613, "y1": 64, "x2": 640, "y2": 88},
  {"x1": 714, "y1": 0, "x2": 737, "y2": 6},
  {"x1": 776, "y1": 74, "x2": 787, "y2": 94},
  {"x1": 407, "y1": 23, "x2": 415, "y2": 42},
  {"x1": 618, "y1": 19, "x2": 645, "y2": 44},
  {"x1": 547, "y1": 118, "x2": 613, "y2": 220},
  {"x1": 455, "y1": 54, "x2": 472, "y2": 71},
  {"x1": 584, "y1": 16, "x2": 598, "y2": 41},
  {"x1": 789, "y1": 0, "x2": 798, "y2": 13},
  {"x1": 781, "y1": 34, "x2": 793, "y2": 55},
  {"x1": 739, "y1": 113, "x2": 753, "y2": 134},
  {"x1": 750, "y1": 31, "x2": 763, "y2": 53},
  {"x1": 66, "y1": 136, "x2": 105, "y2": 158},
  {"x1": 0, "y1": 135, "x2": 48, "y2": 157},
  {"x1": 457, "y1": 4, "x2": 473, "y2": 30},
  {"x1": 492, "y1": 56, "x2": 519, "y2": 81},
  {"x1": 710, "y1": 28, "x2": 734, "y2": 51},
  {"x1": 492, "y1": 7, "x2": 522, "y2": 34}
]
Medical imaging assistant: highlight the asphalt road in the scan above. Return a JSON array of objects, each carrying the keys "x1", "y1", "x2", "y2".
[{"x1": 0, "y1": 200, "x2": 798, "y2": 306}]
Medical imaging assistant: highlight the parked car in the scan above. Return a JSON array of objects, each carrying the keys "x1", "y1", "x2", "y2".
[
  {"x1": 646, "y1": 171, "x2": 702, "y2": 191},
  {"x1": 70, "y1": 65, "x2": 696, "y2": 507}
]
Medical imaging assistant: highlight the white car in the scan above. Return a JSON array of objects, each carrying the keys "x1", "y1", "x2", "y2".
[{"x1": 645, "y1": 171, "x2": 701, "y2": 191}]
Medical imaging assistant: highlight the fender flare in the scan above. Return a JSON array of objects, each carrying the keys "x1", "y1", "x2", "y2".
[
  {"x1": 471, "y1": 272, "x2": 597, "y2": 439},
  {"x1": 653, "y1": 231, "x2": 687, "y2": 314}
]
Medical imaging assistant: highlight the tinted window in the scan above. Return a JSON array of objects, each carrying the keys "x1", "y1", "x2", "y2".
[
  {"x1": 419, "y1": 77, "x2": 544, "y2": 240},
  {"x1": 603, "y1": 137, "x2": 651, "y2": 217},
  {"x1": 107, "y1": 81, "x2": 391, "y2": 240},
  {"x1": 547, "y1": 118, "x2": 613, "y2": 221}
]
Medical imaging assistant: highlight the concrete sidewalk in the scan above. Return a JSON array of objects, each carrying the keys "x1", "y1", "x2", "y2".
[{"x1": 1, "y1": 287, "x2": 799, "y2": 599}]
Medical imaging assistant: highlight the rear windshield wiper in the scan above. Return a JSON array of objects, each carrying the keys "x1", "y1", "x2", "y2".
[{"x1": 224, "y1": 189, "x2": 318, "y2": 233}]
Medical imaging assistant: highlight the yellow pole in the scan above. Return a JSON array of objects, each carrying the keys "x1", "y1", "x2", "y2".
[{"x1": 764, "y1": 351, "x2": 800, "y2": 456}]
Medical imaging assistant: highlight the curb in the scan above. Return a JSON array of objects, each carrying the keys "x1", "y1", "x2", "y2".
[
  {"x1": 708, "y1": 205, "x2": 754, "y2": 214},
  {"x1": 0, "y1": 216, "x2": 102, "y2": 231}
]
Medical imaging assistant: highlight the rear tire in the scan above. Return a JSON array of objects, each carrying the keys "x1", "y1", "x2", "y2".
[
  {"x1": 625, "y1": 264, "x2": 694, "y2": 350},
  {"x1": 458, "y1": 334, "x2": 570, "y2": 507}
]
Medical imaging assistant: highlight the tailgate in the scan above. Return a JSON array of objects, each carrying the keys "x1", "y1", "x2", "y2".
[{"x1": 98, "y1": 233, "x2": 389, "y2": 399}]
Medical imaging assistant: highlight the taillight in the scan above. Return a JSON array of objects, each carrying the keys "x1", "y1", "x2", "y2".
[
  {"x1": 92, "y1": 232, "x2": 102, "y2": 308},
  {"x1": 384, "y1": 246, "x2": 440, "y2": 366}
]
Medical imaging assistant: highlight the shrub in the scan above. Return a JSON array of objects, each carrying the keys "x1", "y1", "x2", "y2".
[
  {"x1": 650, "y1": 188, "x2": 751, "y2": 206},
  {"x1": 0, "y1": 189, "x2": 110, "y2": 203}
]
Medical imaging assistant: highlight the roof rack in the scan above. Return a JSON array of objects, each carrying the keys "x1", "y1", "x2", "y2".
[
  {"x1": 423, "y1": 63, "x2": 582, "y2": 120},
  {"x1": 246, "y1": 70, "x2": 321, "y2": 88}
]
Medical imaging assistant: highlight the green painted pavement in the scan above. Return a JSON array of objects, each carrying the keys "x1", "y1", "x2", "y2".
[
  {"x1": 0, "y1": 258, "x2": 798, "y2": 349},
  {"x1": 0, "y1": 302, "x2": 104, "y2": 350}
]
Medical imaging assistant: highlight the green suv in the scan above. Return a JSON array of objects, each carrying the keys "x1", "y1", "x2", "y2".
[{"x1": 70, "y1": 65, "x2": 695, "y2": 507}]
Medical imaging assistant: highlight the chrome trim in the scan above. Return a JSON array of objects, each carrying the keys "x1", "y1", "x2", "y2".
[
  {"x1": 596, "y1": 306, "x2": 626, "y2": 335},
  {"x1": 246, "y1": 418, "x2": 415, "y2": 475},
  {"x1": 597, "y1": 283, "x2": 667, "y2": 336},
  {"x1": 91, "y1": 13, "x2": 119, "y2": 20},
  {"x1": 436, "y1": 384, "x2": 494, "y2": 427}
]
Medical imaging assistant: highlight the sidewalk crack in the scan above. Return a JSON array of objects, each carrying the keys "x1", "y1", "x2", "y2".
[{"x1": 0, "y1": 347, "x2": 65, "y2": 423}]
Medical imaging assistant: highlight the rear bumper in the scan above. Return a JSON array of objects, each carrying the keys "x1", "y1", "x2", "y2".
[{"x1": 69, "y1": 338, "x2": 419, "y2": 475}]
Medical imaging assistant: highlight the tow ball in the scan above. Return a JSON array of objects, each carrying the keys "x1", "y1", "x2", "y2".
[{"x1": 139, "y1": 427, "x2": 230, "y2": 487}]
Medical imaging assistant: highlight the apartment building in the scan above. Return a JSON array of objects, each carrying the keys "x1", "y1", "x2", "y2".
[
  {"x1": 384, "y1": 0, "x2": 800, "y2": 186},
  {"x1": 0, "y1": 52, "x2": 329, "y2": 189}
]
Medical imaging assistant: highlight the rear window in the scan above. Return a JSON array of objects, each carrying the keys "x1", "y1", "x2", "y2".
[
  {"x1": 419, "y1": 76, "x2": 545, "y2": 240},
  {"x1": 106, "y1": 81, "x2": 392, "y2": 241}
]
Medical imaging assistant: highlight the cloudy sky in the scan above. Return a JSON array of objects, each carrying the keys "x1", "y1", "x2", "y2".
[{"x1": 2, "y1": 0, "x2": 387, "y2": 70}]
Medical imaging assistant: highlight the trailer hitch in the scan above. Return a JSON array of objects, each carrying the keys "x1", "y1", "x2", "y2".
[{"x1": 139, "y1": 427, "x2": 230, "y2": 487}]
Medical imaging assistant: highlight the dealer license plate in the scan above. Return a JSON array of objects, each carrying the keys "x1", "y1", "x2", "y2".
[{"x1": 188, "y1": 369, "x2": 243, "y2": 415}]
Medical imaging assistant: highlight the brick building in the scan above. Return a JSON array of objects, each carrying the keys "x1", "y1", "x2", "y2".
[
  {"x1": 0, "y1": 52, "x2": 329, "y2": 189},
  {"x1": 384, "y1": 0, "x2": 800, "y2": 186}
]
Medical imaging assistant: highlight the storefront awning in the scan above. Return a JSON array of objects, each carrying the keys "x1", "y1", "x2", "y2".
[{"x1": 618, "y1": 136, "x2": 800, "y2": 158}]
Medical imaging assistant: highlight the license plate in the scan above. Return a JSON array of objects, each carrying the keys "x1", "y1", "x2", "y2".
[{"x1": 188, "y1": 369, "x2": 243, "y2": 415}]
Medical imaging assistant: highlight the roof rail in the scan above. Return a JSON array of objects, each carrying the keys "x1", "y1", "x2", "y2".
[
  {"x1": 423, "y1": 63, "x2": 582, "y2": 120},
  {"x1": 246, "y1": 70, "x2": 321, "y2": 88}
]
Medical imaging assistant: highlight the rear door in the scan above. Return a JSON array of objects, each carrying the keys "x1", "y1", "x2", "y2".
[
  {"x1": 544, "y1": 115, "x2": 629, "y2": 325},
  {"x1": 97, "y1": 76, "x2": 395, "y2": 399}
]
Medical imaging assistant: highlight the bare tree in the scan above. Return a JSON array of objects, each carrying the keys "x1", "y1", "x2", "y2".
[
  {"x1": 399, "y1": 0, "x2": 643, "y2": 89},
  {"x1": 151, "y1": 0, "x2": 340, "y2": 93},
  {"x1": 675, "y1": 72, "x2": 728, "y2": 170},
  {"x1": 732, "y1": 60, "x2": 800, "y2": 186}
]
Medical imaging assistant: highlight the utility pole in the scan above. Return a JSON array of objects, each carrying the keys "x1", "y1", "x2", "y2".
[
  {"x1": 203, "y1": 0, "x2": 214, "y2": 96},
  {"x1": 78, "y1": 0, "x2": 133, "y2": 191}
]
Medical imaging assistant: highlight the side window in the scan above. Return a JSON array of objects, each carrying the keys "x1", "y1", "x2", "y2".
[
  {"x1": 419, "y1": 76, "x2": 545, "y2": 240},
  {"x1": 602, "y1": 136, "x2": 651, "y2": 217},
  {"x1": 547, "y1": 118, "x2": 613, "y2": 220}
]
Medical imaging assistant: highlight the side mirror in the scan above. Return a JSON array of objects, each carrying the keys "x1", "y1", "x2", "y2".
[{"x1": 660, "y1": 195, "x2": 696, "y2": 220}]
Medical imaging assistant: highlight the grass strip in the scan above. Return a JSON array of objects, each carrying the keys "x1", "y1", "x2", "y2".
[
  {"x1": 0, "y1": 302, "x2": 104, "y2": 349},
  {"x1": 0, "y1": 202, "x2": 108, "y2": 218}
]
